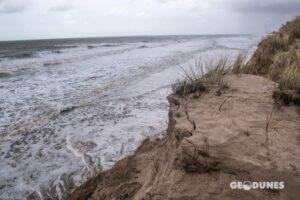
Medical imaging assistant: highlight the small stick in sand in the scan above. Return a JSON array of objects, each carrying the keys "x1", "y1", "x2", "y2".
[
  {"x1": 265, "y1": 105, "x2": 276, "y2": 159},
  {"x1": 184, "y1": 103, "x2": 196, "y2": 130},
  {"x1": 219, "y1": 99, "x2": 228, "y2": 112}
]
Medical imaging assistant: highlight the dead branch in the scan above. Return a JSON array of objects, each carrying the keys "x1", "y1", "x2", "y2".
[
  {"x1": 219, "y1": 99, "x2": 228, "y2": 112},
  {"x1": 265, "y1": 104, "x2": 276, "y2": 159}
]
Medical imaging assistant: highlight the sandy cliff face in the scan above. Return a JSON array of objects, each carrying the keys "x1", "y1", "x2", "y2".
[{"x1": 69, "y1": 74, "x2": 300, "y2": 200}]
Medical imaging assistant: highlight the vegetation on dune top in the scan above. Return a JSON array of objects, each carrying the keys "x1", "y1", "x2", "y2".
[
  {"x1": 172, "y1": 16, "x2": 299, "y2": 105},
  {"x1": 243, "y1": 16, "x2": 300, "y2": 105},
  {"x1": 243, "y1": 16, "x2": 300, "y2": 92}
]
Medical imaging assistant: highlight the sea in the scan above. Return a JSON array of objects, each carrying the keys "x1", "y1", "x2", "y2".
[{"x1": 0, "y1": 35, "x2": 260, "y2": 199}]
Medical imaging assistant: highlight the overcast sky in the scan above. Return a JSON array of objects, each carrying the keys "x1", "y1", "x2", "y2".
[{"x1": 0, "y1": 0, "x2": 299, "y2": 41}]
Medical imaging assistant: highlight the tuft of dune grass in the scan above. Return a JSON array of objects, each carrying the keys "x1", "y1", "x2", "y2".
[
  {"x1": 269, "y1": 50, "x2": 300, "y2": 91},
  {"x1": 172, "y1": 57, "x2": 230, "y2": 98},
  {"x1": 172, "y1": 58, "x2": 207, "y2": 98},
  {"x1": 232, "y1": 52, "x2": 247, "y2": 78}
]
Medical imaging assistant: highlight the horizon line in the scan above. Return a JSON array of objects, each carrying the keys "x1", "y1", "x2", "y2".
[{"x1": 0, "y1": 33, "x2": 254, "y2": 43}]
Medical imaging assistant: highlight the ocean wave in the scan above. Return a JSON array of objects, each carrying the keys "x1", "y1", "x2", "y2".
[
  {"x1": 138, "y1": 45, "x2": 148, "y2": 49},
  {"x1": 60, "y1": 106, "x2": 78, "y2": 114},
  {"x1": 100, "y1": 43, "x2": 122, "y2": 47},
  {"x1": 1, "y1": 52, "x2": 35, "y2": 59},
  {"x1": 101, "y1": 44, "x2": 116, "y2": 47},
  {"x1": 214, "y1": 44, "x2": 244, "y2": 51},
  {"x1": 0, "y1": 50, "x2": 9, "y2": 54},
  {"x1": 52, "y1": 50, "x2": 62, "y2": 54},
  {"x1": 0, "y1": 72, "x2": 12, "y2": 79},
  {"x1": 54, "y1": 45, "x2": 78, "y2": 49},
  {"x1": 43, "y1": 62, "x2": 62, "y2": 67},
  {"x1": 87, "y1": 45, "x2": 98, "y2": 49},
  {"x1": 87, "y1": 44, "x2": 121, "y2": 49}
]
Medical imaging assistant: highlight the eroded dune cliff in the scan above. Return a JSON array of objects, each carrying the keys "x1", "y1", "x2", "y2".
[{"x1": 69, "y1": 74, "x2": 300, "y2": 200}]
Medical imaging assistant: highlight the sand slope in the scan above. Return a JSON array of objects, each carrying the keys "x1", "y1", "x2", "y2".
[{"x1": 69, "y1": 74, "x2": 300, "y2": 200}]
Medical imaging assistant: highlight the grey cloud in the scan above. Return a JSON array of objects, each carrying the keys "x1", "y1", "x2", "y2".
[
  {"x1": 0, "y1": 0, "x2": 28, "y2": 14},
  {"x1": 50, "y1": 0, "x2": 74, "y2": 12},
  {"x1": 230, "y1": 0, "x2": 300, "y2": 15},
  {"x1": 0, "y1": 0, "x2": 298, "y2": 40},
  {"x1": 50, "y1": 5, "x2": 73, "y2": 12}
]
